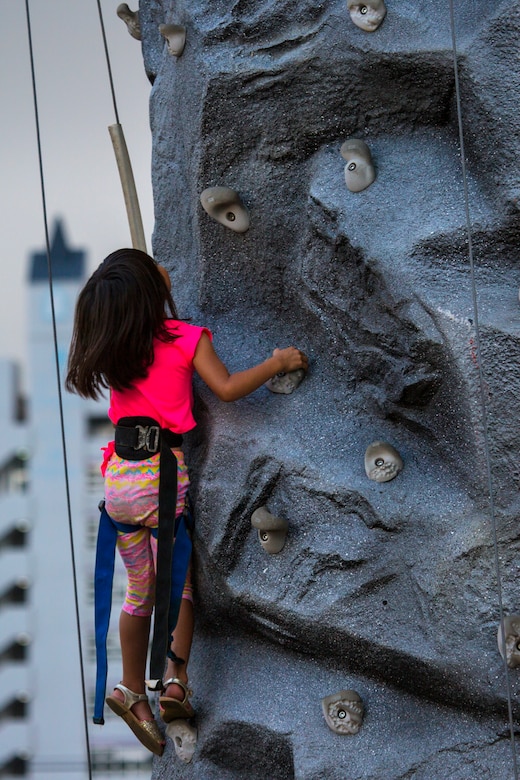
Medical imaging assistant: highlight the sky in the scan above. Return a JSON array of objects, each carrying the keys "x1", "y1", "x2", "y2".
[{"x1": 0, "y1": 0, "x2": 155, "y2": 387}]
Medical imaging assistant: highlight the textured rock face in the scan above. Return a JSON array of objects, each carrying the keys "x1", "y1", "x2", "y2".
[{"x1": 139, "y1": 1, "x2": 520, "y2": 777}]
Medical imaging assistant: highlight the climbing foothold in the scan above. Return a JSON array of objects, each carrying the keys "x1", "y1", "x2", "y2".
[
  {"x1": 251, "y1": 506, "x2": 289, "y2": 554},
  {"x1": 321, "y1": 690, "x2": 364, "y2": 735},
  {"x1": 166, "y1": 719, "x2": 198, "y2": 763},
  {"x1": 340, "y1": 139, "x2": 376, "y2": 193},
  {"x1": 159, "y1": 24, "x2": 187, "y2": 57},
  {"x1": 347, "y1": 0, "x2": 386, "y2": 32},
  {"x1": 265, "y1": 368, "x2": 306, "y2": 395},
  {"x1": 364, "y1": 441, "x2": 403, "y2": 482},
  {"x1": 200, "y1": 186, "x2": 250, "y2": 233},
  {"x1": 117, "y1": 3, "x2": 141, "y2": 40},
  {"x1": 497, "y1": 615, "x2": 520, "y2": 668}
]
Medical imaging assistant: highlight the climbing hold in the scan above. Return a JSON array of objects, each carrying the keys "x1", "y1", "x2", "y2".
[
  {"x1": 364, "y1": 441, "x2": 403, "y2": 482},
  {"x1": 497, "y1": 615, "x2": 520, "y2": 668},
  {"x1": 116, "y1": 4, "x2": 141, "y2": 40},
  {"x1": 265, "y1": 368, "x2": 306, "y2": 395},
  {"x1": 166, "y1": 720, "x2": 198, "y2": 763},
  {"x1": 321, "y1": 690, "x2": 364, "y2": 735},
  {"x1": 251, "y1": 506, "x2": 289, "y2": 554},
  {"x1": 159, "y1": 24, "x2": 187, "y2": 57},
  {"x1": 347, "y1": 0, "x2": 387, "y2": 32},
  {"x1": 340, "y1": 139, "x2": 376, "y2": 193},
  {"x1": 200, "y1": 186, "x2": 250, "y2": 233}
]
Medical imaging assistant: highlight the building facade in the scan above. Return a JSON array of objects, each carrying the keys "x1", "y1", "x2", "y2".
[{"x1": 0, "y1": 222, "x2": 152, "y2": 778}]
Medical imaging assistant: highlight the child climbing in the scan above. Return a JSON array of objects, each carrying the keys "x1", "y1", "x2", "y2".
[{"x1": 66, "y1": 248, "x2": 308, "y2": 756}]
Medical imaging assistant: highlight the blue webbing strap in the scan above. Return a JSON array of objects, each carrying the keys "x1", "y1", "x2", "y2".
[
  {"x1": 168, "y1": 511, "x2": 192, "y2": 649},
  {"x1": 93, "y1": 507, "x2": 137, "y2": 724}
]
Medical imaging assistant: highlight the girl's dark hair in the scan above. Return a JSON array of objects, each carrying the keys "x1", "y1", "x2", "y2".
[{"x1": 66, "y1": 248, "x2": 179, "y2": 399}]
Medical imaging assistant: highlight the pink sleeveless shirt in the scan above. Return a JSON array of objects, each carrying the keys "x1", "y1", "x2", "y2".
[{"x1": 108, "y1": 320, "x2": 211, "y2": 433}]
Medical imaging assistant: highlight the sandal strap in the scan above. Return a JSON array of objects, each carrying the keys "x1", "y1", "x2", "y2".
[
  {"x1": 166, "y1": 649, "x2": 185, "y2": 665},
  {"x1": 146, "y1": 678, "x2": 164, "y2": 692},
  {"x1": 114, "y1": 683, "x2": 149, "y2": 710},
  {"x1": 162, "y1": 677, "x2": 193, "y2": 703}
]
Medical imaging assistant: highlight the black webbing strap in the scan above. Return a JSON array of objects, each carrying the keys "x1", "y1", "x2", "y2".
[
  {"x1": 150, "y1": 438, "x2": 178, "y2": 682},
  {"x1": 115, "y1": 416, "x2": 183, "y2": 457}
]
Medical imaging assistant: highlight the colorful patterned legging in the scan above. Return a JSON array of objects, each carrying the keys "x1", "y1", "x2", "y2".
[{"x1": 104, "y1": 449, "x2": 193, "y2": 617}]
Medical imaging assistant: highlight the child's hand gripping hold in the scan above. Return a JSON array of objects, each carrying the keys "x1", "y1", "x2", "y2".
[
  {"x1": 193, "y1": 334, "x2": 308, "y2": 403},
  {"x1": 271, "y1": 346, "x2": 309, "y2": 374}
]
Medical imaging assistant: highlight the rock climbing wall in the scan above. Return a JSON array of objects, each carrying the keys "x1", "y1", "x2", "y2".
[{"x1": 135, "y1": 1, "x2": 520, "y2": 777}]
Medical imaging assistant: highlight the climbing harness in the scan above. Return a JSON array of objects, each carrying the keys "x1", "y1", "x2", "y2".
[
  {"x1": 93, "y1": 417, "x2": 193, "y2": 724},
  {"x1": 448, "y1": 1, "x2": 519, "y2": 775}
]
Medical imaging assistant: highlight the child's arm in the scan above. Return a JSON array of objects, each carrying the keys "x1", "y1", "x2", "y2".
[{"x1": 193, "y1": 332, "x2": 308, "y2": 402}]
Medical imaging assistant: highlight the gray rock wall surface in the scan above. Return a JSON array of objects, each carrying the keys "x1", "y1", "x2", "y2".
[{"x1": 136, "y1": 1, "x2": 520, "y2": 777}]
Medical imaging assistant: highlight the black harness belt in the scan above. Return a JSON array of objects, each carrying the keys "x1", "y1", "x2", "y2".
[{"x1": 93, "y1": 416, "x2": 191, "y2": 724}]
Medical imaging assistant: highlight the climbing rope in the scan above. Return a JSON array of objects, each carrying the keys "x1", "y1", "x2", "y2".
[
  {"x1": 448, "y1": 1, "x2": 519, "y2": 774},
  {"x1": 95, "y1": 0, "x2": 120, "y2": 125},
  {"x1": 24, "y1": 2, "x2": 93, "y2": 778},
  {"x1": 95, "y1": 0, "x2": 148, "y2": 252}
]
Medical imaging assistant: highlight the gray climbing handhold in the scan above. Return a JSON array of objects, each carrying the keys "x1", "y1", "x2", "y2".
[
  {"x1": 200, "y1": 186, "x2": 250, "y2": 233},
  {"x1": 364, "y1": 441, "x2": 403, "y2": 482},
  {"x1": 321, "y1": 690, "x2": 364, "y2": 735},
  {"x1": 347, "y1": 0, "x2": 387, "y2": 32},
  {"x1": 117, "y1": 4, "x2": 141, "y2": 40},
  {"x1": 340, "y1": 139, "x2": 376, "y2": 193},
  {"x1": 166, "y1": 719, "x2": 198, "y2": 763},
  {"x1": 497, "y1": 615, "x2": 520, "y2": 669},
  {"x1": 159, "y1": 24, "x2": 187, "y2": 57},
  {"x1": 251, "y1": 506, "x2": 289, "y2": 554},
  {"x1": 265, "y1": 368, "x2": 306, "y2": 395}
]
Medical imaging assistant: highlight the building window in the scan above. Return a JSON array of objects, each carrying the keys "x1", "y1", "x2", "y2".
[
  {"x1": 0, "y1": 753, "x2": 29, "y2": 776},
  {"x1": 0, "y1": 634, "x2": 31, "y2": 664},
  {"x1": 87, "y1": 416, "x2": 114, "y2": 440},
  {"x1": 92, "y1": 750, "x2": 152, "y2": 775},
  {"x1": 0, "y1": 579, "x2": 30, "y2": 607},
  {"x1": 0, "y1": 519, "x2": 30, "y2": 549},
  {"x1": 86, "y1": 573, "x2": 126, "y2": 606},
  {"x1": 86, "y1": 511, "x2": 99, "y2": 548},
  {"x1": 0, "y1": 452, "x2": 29, "y2": 494},
  {"x1": 86, "y1": 464, "x2": 104, "y2": 494},
  {"x1": 0, "y1": 694, "x2": 29, "y2": 723},
  {"x1": 87, "y1": 633, "x2": 121, "y2": 665}
]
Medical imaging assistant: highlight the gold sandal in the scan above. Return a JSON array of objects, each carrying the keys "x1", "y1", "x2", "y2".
[
  {"x1": 159, "y1": 677, "x2": 194, "y2": 722},
  {"x1": 106, "y1": 683, "x2": 165, "y2": 756}
]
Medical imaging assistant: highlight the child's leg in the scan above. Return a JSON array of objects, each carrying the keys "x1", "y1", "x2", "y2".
[
  {"x1": 163, "y1": 566, "x2": 194, "y2": 708},
  {"x1": 113, "y1": 526, "x2": 156, "y2": 720},
  {"x1": 117, "y1": 612, "x2": 154, "y2": 720}
]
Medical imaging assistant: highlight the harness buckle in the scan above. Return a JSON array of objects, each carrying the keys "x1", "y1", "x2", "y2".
[{"x1": 135, "y1": 424, "x2": 160, "y2": 453}]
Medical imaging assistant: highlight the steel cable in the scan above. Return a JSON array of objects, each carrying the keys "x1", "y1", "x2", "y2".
[
  {"x1": 24, "y1": 2, "x2": 93, "y2": 777},
  {"x1": 448, "y1": 1, "x2": 519, "y2": 775}
]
